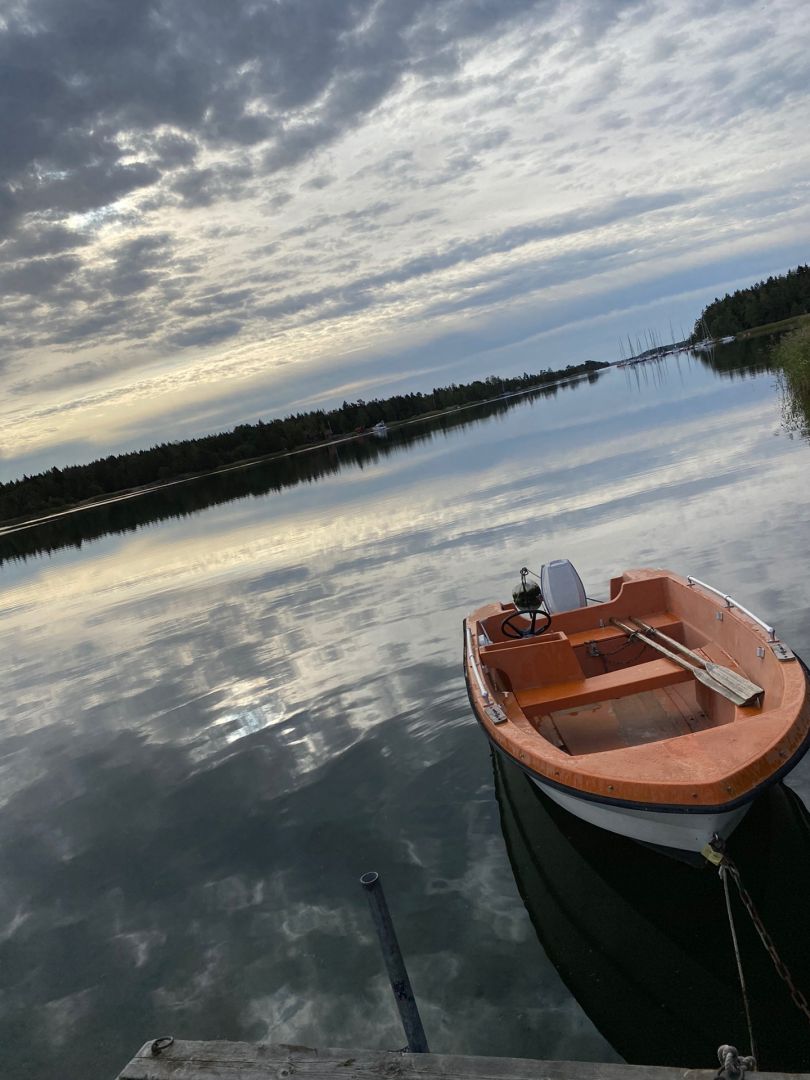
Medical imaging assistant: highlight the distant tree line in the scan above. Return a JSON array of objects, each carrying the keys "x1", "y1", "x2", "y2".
[
  {"x1": 0, "y1": 376, "x2": 599, "y2": 565},
  {"x1": 694, "y1": 264, "x2": 810, "y2": 339},
  {"x1": 0, "y1": 361, "x2": 606, "y2": 524}
]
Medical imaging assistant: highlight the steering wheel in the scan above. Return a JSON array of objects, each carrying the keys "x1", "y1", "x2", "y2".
[{"x1": 501, "y1": 609, "x2": 552, "y2": 639}]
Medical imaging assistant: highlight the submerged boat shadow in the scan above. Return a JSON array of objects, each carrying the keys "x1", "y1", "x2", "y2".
[{"x1": 493, "y1": 749, "x2": 810, "y2": 1071}]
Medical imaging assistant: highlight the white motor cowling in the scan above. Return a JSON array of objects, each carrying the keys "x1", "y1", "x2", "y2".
[{"x1": 540, "y1": 559, "x2": 587, "y2": 613}]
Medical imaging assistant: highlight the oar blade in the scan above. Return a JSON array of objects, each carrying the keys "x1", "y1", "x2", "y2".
[
  {"x1": 703, "y1": 662, "x2": 763, "y2": 707},
  {"x1": 626, "y1": 615, "x2": 763, "y2": 707},
  {"x1": 692, "y1": 666, "x2": 752, "y2": 706}
]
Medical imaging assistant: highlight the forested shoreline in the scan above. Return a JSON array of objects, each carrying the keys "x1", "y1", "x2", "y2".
[
  {"x1": 0, "y1": 375, "x2": 604, "y2": 564},
  {"x1": 694, "y1": 264, "x2": 810, "y2": 339},
  {"x1": 0, "y1": 361, "x2": 606, "y2": 524}
]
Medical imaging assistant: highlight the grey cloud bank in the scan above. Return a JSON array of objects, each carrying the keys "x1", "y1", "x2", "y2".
[{"x1": 0, "y1": 0, "x2": 808, "y2": 479}]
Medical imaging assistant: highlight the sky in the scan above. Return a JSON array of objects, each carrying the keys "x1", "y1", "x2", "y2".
[{"x1": 1, "y1": 0, "x2": 809, "y2": 483}]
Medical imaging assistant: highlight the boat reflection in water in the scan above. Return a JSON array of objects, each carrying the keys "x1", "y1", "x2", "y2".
[{"x1": 493, "y1": 750, "x2": 810, "y2": 1072}]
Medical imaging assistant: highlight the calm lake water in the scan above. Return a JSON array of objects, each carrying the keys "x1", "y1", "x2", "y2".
[{"x1": 2, "y1": 344, "x2": 810, "y2": 1079}]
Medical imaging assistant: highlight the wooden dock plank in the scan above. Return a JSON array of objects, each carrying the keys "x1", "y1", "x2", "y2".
[{"x1": 115, "y1": 1040, "x2": 808, "y2": 1080}]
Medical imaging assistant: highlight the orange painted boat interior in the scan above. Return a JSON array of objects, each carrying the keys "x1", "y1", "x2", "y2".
[{"x1": 465, "y1": 569, "x2": 810, "y2": 808}]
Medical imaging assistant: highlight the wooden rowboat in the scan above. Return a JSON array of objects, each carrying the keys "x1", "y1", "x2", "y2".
[{"x1": 464, "y1": 565, "x2": 810, "y2": 853}]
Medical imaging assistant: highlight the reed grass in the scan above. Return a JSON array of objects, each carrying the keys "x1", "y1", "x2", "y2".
[
  {"x1": 773, "y1": 325, "x2": 810, "y2": 434},
  {"x1": 773, "y1": 325, "x2": 810, "y2": 390}
]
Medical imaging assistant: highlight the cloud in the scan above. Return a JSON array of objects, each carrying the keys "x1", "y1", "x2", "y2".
[
  {"x1": 0, "y1": 0, "x2": 551, "y2": 215},
  {"x1": 302, "y1": 173, "x2": 335, "y2": 191},
  {"x1": 3, "y1": 223, "x2": 91, "y2": 259},
  {"x1": 8, "y1": 349, "x2": 155, "y2": 394},
  {"x1": 0, "y1": 0, "x2": 563, "y2": 355},
  {"x1": 0, "y1": 254, "x2": 80, "y2": 295},
  {"x1": 254, "y1": 189, "x2": 696, "y2": 324},
  {"x1": 169, "y1": 319, "x2": 244, "y2": 349},
  {"x1": 171, "y1": 160, "x2": 257, "y2": 208},
  {"x1": 176, "y1": 289, "x2": 256, "y2": 319}
]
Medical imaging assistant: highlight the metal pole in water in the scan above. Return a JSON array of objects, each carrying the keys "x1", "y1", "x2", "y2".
[{"x1": 360, "y1": 871, "x2": 429, "y2": 1053}]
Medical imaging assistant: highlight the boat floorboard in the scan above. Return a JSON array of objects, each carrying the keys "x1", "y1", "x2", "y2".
[{"x1": 541, "y1": 683, "x2": 719, "y2": 756}]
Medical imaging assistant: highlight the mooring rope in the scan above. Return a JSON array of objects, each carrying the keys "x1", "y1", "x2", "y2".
[
  {"x1": 704, "y1": 836, "x2": 810, "y2": 1074},
  {"x1": 719, "y1": 863, "x2": 758, "y2": 1067},
  {"x1": 716, "y1": 1043, "x2": 756, "y2": 1080}
]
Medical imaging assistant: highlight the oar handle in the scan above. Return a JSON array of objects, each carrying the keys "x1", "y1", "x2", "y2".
[
  {"x1": 611, "y1": 618, "x2": 702, "y2": 675},
  {"x1": 628, "y1": 616, "x2": 709, "y2": 667}
]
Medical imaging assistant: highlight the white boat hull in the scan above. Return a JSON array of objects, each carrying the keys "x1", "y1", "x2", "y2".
[{"x1": 531, "y1": 775, "x2": 751, "y2": 852}]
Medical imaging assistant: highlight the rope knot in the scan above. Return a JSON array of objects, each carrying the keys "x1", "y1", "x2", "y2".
[{"x1": 716, "y1": 1044, "x2": 756, "y2": 1080}]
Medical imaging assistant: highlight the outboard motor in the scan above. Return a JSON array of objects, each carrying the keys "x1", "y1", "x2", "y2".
[{"x1": 540, "y1": 559, "x2": 587, "y2": 613}]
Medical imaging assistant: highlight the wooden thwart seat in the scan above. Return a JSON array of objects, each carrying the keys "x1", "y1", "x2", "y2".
[{"x1": 514, "y1": 658, "x2": 693, "y2": 714}]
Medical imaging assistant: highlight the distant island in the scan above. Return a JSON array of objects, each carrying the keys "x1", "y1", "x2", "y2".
[
  {"x1": 692, "y1": 263, "x2": 810, "y2": 340},
  {"x1": 689, "y1": 262, "x2": 810, "y2": 438},
  {"x1": 0, "y1": 361, "x2": 607, "y2": 525}
]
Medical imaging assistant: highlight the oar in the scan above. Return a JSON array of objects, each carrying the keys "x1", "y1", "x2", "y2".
[
  {"x1": 610, "y1": 619, "x2": 761, "y2": 707},
  {"x1": 628, "y1": 616, "x2": 764, "y2": 706}
]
